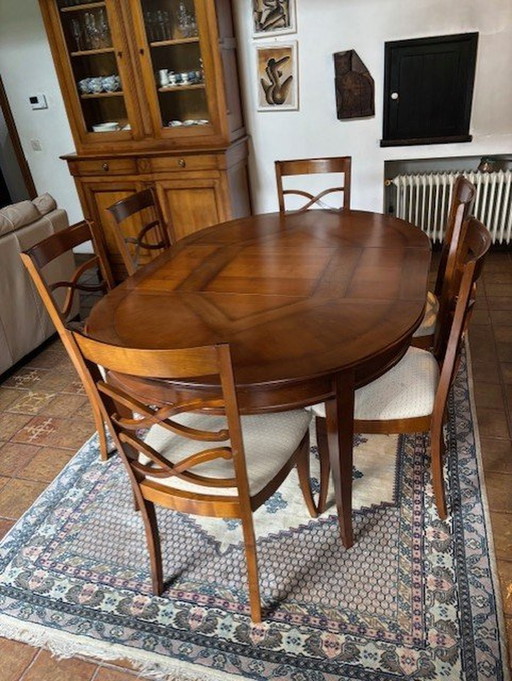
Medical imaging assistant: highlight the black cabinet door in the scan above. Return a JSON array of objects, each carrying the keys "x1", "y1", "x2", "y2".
[
  {"x1": 0, "y1": 166, "x2": 11, "y2": 209},
  {"x1": 382, "y1": 33, "x2": 478, "y2": 146}
]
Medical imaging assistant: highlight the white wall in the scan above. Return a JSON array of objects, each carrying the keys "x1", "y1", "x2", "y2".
[
  {"x1": 0, "y1": 1, "x2": 511, "y2": 219},
  {"x1": 0, "y1": 0, "x2": 82, "y2": 221},
  {"x1": 233, "y1": 0, "x2": 512, "y2": 212}
]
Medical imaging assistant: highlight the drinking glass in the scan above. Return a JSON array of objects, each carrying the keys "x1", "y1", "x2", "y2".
[
  {"x1": 145, "y1": 11, "x2": 155, "y2": 41},
  {"x1": 70, "y1": 18, "x2": 83, "y2": 51},
  {"x1": 84, "y1": 12, "x2": 100, "y2": 50},
  {"x1": 97, "y1": 8, "x2": 111, "y2": 48},
  {"x1": 176, "y1": 1, "x2": 198, "y2": 38}
]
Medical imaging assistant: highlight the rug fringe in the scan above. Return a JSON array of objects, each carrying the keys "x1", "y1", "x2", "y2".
[{"x1": 0, "y1": 614, "x2": 244, "y2": 681}]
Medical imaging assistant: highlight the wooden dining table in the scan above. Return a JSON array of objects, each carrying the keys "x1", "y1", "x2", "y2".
[{"x1": 86, "y1": 209, "x2": 431, "y2": 547}]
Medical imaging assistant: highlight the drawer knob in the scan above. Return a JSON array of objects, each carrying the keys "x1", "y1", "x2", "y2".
[
  {"x1": 102, "y1": 163, "x2": 109, "y2": 171},
  {"x1": 178, "y1": 159, "x2": 186, "y2": 168}
]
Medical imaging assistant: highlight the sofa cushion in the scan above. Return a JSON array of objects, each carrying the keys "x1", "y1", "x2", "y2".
[
  {"x1": 0, "y1": 201, "x2": 40, "y2": 236},
  {"x1": 0, "y1": 194, "x2": 59, "y2": 237},
  {"x1": 32, "y1": 193, "x2": 57, "y2": 216}
]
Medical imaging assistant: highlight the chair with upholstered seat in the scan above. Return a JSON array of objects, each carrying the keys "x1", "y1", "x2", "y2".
[
  {"x1": 313, "y1": 217, "x2": 491, "y2": 521},
  {"x1": 107, "y1": 187, "x2": 173, "y2": 277},
  {"x1": 412, "y1": 176, "x2": 475, "y2": 348},
  {"x1": 67, "y1": 332, "x2": 317, "y2": 622},
  {"x1": 20, "y1": 220, "x2": 115, "y2": 461},
  {"x1": 275, "y1": 156, "x2": 352, "y2": 212}
]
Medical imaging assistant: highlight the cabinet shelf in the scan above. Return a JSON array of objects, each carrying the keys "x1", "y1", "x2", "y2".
[
  {"x1": 80, "y1": 91, "x2": 124, "y2": 98},
  {"x1": 61, "y1": 2, "x2": 106, "y2": 12},
  {"x1": 158, "y1": 84, "x2": 205, "y2": 93},
  {"x1": 150, "y1": 37, "x2": 200, "y2": 48},
  {"x1": 70, "y1": 47, "x2": 114, "y2": 56}
]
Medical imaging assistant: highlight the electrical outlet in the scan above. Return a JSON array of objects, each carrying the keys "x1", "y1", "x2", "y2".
[{"x1": 30, "y1": 139, "x2": 42, "y2": 151}]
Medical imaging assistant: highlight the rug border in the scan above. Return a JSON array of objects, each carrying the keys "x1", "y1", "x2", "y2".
[{"x1": 464, "y1": 340, "x2": 511, "y2": 681}]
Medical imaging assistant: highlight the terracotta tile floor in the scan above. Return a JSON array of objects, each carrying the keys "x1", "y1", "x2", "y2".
[{"x1": 0, "y1": 251, "x2": 511, "y2": 678}]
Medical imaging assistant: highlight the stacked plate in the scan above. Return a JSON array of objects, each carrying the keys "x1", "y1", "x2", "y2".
[{"x1": 92, "y1": 122, "x2": 120, "y2": 132}]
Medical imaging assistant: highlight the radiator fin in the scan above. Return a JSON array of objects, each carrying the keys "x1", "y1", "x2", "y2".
[{"x1": 389, "y1": 170, "x2": 512, "y2": 244}]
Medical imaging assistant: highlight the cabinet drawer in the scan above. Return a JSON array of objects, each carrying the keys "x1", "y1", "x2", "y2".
[
  {"x1": 72, "y1": 158, "x2": 138, "y2": 176},
  {"x1": 150, "y1": 155, "x2": 219, "y2": 173}
]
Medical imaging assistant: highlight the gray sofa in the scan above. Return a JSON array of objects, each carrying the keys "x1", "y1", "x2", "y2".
[{"x1": 0, "y1": 194, "x2": 77, "y2": 375}]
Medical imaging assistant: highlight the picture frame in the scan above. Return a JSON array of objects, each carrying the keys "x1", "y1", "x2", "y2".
[
  {"x1": 252, "y1": 0, "x2": 297, "y2": 38},
  {"x1": 256, "y1": 41, "x2": 299, "y2": 111}
]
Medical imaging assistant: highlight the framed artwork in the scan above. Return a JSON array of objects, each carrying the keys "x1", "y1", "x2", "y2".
[
  {"x1": 256, "y1": 41, "x2": 298, "y2": 111},
  {"x1": 252, "y1": 0, "x2": 297, "y2": 38}
]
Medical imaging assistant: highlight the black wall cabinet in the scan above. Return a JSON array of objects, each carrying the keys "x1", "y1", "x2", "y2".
[{"x1": 381, "y1": 33, "x2": 478, "y2": 147}]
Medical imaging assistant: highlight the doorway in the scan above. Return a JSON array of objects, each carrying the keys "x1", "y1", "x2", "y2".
[{"x1": 0, "y1": 74, "x2": 36, "y2": 208}]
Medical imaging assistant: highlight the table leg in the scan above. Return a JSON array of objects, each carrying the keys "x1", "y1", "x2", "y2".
[{"x1": 325, "y1": 369, "x2": 354, "y2": 548}]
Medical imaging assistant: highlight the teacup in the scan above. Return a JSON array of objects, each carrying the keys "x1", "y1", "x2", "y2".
[
  {"x1": 89, "y1": 77, "x2": 103, "y2": 93},
  {"x1": 101, "y1": 75, "x2": 118, "y2": 92},
  {"x1": 78, "y1": 78, "x2": 92, "y2": 94}
]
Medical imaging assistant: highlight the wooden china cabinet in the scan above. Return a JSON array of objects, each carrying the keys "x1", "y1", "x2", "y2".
[{"x1": 39, "y1": 0, "x2": 251, "y2": 279}]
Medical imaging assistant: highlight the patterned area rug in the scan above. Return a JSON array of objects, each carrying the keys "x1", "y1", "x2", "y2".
[{"x1": 0, "y1": 352, "x2": 509, "y2": 681}]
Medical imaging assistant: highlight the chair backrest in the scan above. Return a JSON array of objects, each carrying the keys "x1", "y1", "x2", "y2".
[
  {"x1": 107, "y1": 187, "x2": 173, "y2": 277},
  {"x1": 20, "y1": 219, "x2": 114, "y2": 333},
  {"x1": 20, "y1": 220, "x2": 115, "y2": 437},
  {"x1": 434, "y1": 175, "x2": 475, "y2": 298},
  {"x1": 275, "y1": 156, "x2": 352, "y2": 212},
  {"x1": 68, "y1": 332, "x2": 252, "y2": 503},
  {"x1": 433, "y1": 217, "x2": 491, "y2": 402}
]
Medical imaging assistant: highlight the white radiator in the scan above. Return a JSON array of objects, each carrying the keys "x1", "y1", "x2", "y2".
[{"x1": 387, "y1": 170, "x2": 512, "y2": 244}]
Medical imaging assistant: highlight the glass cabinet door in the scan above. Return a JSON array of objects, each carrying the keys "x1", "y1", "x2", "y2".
[
  {"x1": 136, "y1": 0, "x2": 213, "y2": 135},
  {"x1": 56, "y1": 0, "x2": 136, "y2": 138}
]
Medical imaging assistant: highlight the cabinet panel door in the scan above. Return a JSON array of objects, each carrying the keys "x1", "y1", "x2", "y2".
[
  {"x1": 127, "y1": 0, "x2": 229, "y2": 145},
  {"x1": 40, "y1": 0, "x2": 145, "y2": 151},
  {"x1": 156, "y1": 178, "x2": 226, "y2": 240},
  {"x1": 78, "y1": 180, "x2": 144, "y2": 280}
]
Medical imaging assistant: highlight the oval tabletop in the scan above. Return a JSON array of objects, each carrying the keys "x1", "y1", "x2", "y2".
[{"x1": 87, "y1": 210, "x2": 431, "y2": 389}]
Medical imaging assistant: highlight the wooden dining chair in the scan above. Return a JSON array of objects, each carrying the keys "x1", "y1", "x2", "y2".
[
  {"x1": 20, "y1": 220, "x2": 115, "y2": 461},
  {"x1": 106, "y1": 187, "x2": 173, "y2": 277},
  {"x1": 313, "y1": 217, "x2": 491, "y2": 521},
  {"x1": 275, "y1": 156, "x2": 352, "y2": 212},
  {"x1": 412, "y1": 176, "x2": 476, "y2": 349},
  {"x1": 67, "y1": 332, "x2": 317, "y2": 622}
]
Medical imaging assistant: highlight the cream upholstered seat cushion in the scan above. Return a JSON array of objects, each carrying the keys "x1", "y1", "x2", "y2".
[
  {"x1": 413, "y1": 290, "x2": 439, "y2": 338},
  {"x1": 311, "y1": 347, "x2": 439, "y2": 422},
  {"x1": 141, "y1": 409, "x2": 312, "y2": 497}
]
